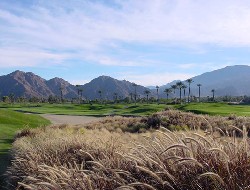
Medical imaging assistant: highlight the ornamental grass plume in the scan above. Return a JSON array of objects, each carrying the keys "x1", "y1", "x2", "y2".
[{"x1": 5, "y1": 123, "x2": 250, "y2": 190}]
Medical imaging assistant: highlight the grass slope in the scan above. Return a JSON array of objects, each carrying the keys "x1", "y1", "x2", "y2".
[
  {"x1": 1, "y1": 103, "x2": 167, "y2": 116},
  {"x1": 0, "y1": 109, "x2": 50, "y2": 188},
  {"x1": 2, "y1": 102, "x2": 250, "y2": 117},
  {"x1": 175, "y1": 102, "x2": 250, "y2": 116}
]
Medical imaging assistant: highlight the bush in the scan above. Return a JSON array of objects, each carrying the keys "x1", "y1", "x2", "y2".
[{"x1": 6, "y1": 126, "x2": 250, "y2": 190}]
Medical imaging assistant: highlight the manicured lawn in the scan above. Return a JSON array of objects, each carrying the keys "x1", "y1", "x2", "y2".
[
  {"x1": 1, "y1": 102, "x2": 250, "y2": 117},
  {"x1": 0, "y1": 109, "x2": 50, "y2": 187},
  {"x1": 174, "y1": 102, "x2": 250, "y2": 116},
  {"x1": 0, "y1": 103, "x2": 168, "y2": 116}
]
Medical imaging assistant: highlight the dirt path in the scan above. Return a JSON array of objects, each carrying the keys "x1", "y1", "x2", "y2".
[{"x1": 41, "y1": 114, "x2": 102, "y2": 125}]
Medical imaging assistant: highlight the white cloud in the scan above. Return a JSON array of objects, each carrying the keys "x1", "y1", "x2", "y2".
[
  {"x1": 1, "y1": 0, "x2": 250, "y2": 68},
  {"x1": 0, "y1": 47, "x2": 69, "y2": 68}
]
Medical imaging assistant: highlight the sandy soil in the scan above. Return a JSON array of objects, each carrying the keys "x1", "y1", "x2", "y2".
[{"x1": 41, "y1": 114, "x2": 102, "y2": 125}]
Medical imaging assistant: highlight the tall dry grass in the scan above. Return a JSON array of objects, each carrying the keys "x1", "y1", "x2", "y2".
[
  {"x1": 81, "y1": 109, "x2": 250, "y2": 136},
  {"x1": 5, "y1": 122, "x2": 250, "y2": 190}
]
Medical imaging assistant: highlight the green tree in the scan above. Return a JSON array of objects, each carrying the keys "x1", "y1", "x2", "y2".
[
  {"x1": 144, "y1": 89, "x2": 151, "y2": 104},
  {"x1": 9, "y1": 93, "x2": 15, "y2": 103},
  {"x1": 186, "y1": 78, "x2": 193, "y2": 103},
  {"x1": 2, "y1": 96, "x2": 9, "y2": 103}
]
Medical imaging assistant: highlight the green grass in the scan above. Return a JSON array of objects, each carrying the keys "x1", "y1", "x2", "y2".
[
  {"x1": 174, "y1": 102, "x2": 250, "y2": 116},
  {"x1": 0, "y1": 109, "x2": 50, "y2": 187},
  {"x1": 2, "y1": 102, "x2": 250, "y2": 117},
  {"x1": 0, "y1": 103, "x2": 168, "y2": 116}
]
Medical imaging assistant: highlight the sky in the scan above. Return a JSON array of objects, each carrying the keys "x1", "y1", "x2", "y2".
[{"x1": 1, "y1": 0, "x2": 250, "y2": 86}]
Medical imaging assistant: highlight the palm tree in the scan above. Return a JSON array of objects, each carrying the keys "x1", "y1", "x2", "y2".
[
  {"x1": 144, "y1": 89, "x2": 151, "y2": 104},
  {"x1": 164, "y1": 88, "x2": 172, "y2": 101},
  {"x1": 98, "y1": 90, "x2": 102, "y2": 103},
  {"x1": 186, "y1": 78, "x2": 193, "y2": 103},
  {"x1": 129, "y1": 92, "x2": 133, "y2": 102},
  {"x1": 75, "y1": 85, "x2": 81, "y2": 104},
  {"x1": 132, "y1": 83, "x2": 138, "y2": 105},
  {"x1": 59, "y1": 86, "x2": 64, "y2": 103},
  {"x1": 156, "y1": 85, "x2": 160, "y2": 104},
  {"x1": 211, "y1": 89, "x2": 215, "y2": 101},
  {"x1": 182, "y1": 84, "x2": 187, "y2": 98},
  {"x1": 113, "y1": 92, "x2": 118, "y2": 103},
  {"x1": 176, "y1": 81, "x2": 184, "y2": 102},
  {"x1": 197, "y1": 84, "x2": 202, "y2": 102},
  {"x1": 171, "y1": 84, "x2": 177, "y2": 95},
  {"x1": 79, "y1": 89, "x2": 83, "y2": 103}
]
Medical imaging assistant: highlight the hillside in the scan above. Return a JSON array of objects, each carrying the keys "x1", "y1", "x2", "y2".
[
  {"x1": 0, "y1": 72, "x2": 149, "y2": 100},
  {"x1": 81, "y1": 76, "x2": 150, "y2": 100},
  {"x1": 160, "y1": 65, "x2": 250, "y2": 97},
  {"x1": 0, "y1": 71, "x2": 77, "y2": 99}
]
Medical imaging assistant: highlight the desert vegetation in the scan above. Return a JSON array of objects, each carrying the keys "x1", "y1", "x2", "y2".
[{"x1": 4, "y1": 109, "x2": 250, "y2": 189}]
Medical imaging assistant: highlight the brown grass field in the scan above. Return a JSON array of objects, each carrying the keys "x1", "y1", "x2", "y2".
[{"x1": 5, "y1": 109, "x2": 250, "y2": 190}]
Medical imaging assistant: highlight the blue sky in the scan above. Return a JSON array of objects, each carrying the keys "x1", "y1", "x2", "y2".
[{"x1": 1, "y1": 0, "x2": 250, "y2": 86}]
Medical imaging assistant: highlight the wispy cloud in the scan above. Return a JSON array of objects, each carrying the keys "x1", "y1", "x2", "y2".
[
  {"x1": 0, "y1": 47, "x2": 69, "y2": 68},
  {"x1": 1, "y1": 0, "x2": 250, "y2": 81}
]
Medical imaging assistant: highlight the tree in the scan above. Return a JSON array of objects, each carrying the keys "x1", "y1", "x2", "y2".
[
  {"x1": 113, "y1": 92, "x2": 118, "y2": 103},
  {"x1": 98, "y1": 90, "x2": 102, "y2": 103},
  {"x1": 186, "y1": 78, "x2": 193, "y2": 103},
  {"x1": 129, "y1": 92, "x2": 133, "y2": 102},
  {"x1": 2, "y1": 96, "x2": 9, "y2": 103},
  {"x1": 59, "y1": 86, "x2": 64, "y2": 103},
  {"x1": 132, "y1": 83, "x2": 138, "y2": 105},
  {"x1": 211, "y1": 89, "x2": 215, "y2": 101},
  {"x1": 8, "y1": 93, "x2": 15, "y2": 103},
  {"x1": 171, "y1": 84, "x2": 177, "y2": 95},
  {"x1": 144, "y1": 89, "x2": 151, "y2": 104},
  {"x1": 164, "y1": 88, "x2": 172, "y2": 101},
  {"x1": 182, "y1": 84, "x2": 187, "y2": 98},
  {"x1": 76, "y1": 85, "x2": 81, "y2": 104},
  {"x1": 176, "y1": 81, "x2": 184, "y2": 102},
  {"x1": 156, "y1": 85, "x2": 160, "y2": 104},
  {"x1": 197, "y1": 84, "x2": 202, "y2": 102},
  {"x1": 79, "y1": 89, "x2": 83, "y2": 103}
]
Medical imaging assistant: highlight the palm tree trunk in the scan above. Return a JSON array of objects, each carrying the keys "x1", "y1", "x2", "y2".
[
  {"x1": 179, "y1": 88, "x2": 182, "y2": 103},
  {"x1": 188, "y1": 84, "x2": 190, "y2": 103},
  {"x1": 199, "y1": 87, "x2": 201, "y2": 102}
]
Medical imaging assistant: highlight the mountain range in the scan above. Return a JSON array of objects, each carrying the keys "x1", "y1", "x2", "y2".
[
  {"x1": 160, "y1": 65, "x2": 250, "y2": 97},
  {"x1": 0, "y1": 65, "x2": 250, "y2": 100},
  {"x1": 0, "y1": 70, "x2": 149, "y2": 100}
]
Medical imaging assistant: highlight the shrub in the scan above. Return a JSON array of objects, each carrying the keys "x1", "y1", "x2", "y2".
[{"x1": 6, "y1": 126, "x2": 250, "y2": 190}]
